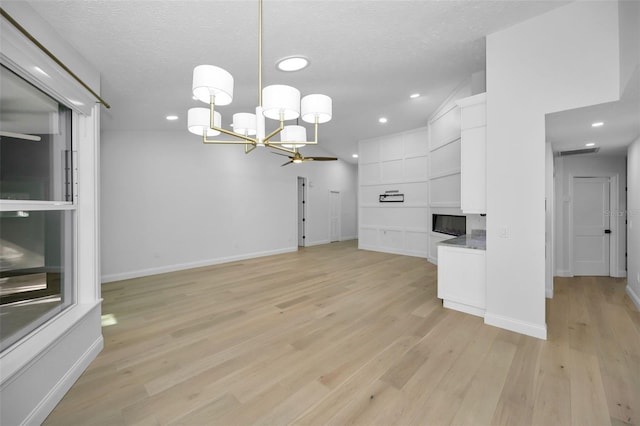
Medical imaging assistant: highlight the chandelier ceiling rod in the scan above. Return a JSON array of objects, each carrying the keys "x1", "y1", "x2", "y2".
[{"x1": 258, "y1": 0, "x2": 263, "y2": 108}]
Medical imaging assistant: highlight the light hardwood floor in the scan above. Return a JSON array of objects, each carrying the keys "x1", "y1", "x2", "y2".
[{"x1": 45, "y1": 241, "x2": 640, "y2": 425}]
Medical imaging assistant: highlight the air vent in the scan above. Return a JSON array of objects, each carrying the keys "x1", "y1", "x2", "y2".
[{"x1": 556, "y1": 147, "x2": 600, "y2": 157}]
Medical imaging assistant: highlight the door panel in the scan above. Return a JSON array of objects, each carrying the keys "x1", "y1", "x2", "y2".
[
  {"x1": 298, "y1": 177, "x2": 306, "y2": 247},
  {"x1": 573, "y1": 177, "x2": 610, "y2": 276},
  {"x1": 329, "y1": 191, "x2": 340, "y2": 243}
]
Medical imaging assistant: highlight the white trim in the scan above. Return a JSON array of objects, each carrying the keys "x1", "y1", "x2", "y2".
[
  {"x1": 546, "y1": 287, "x2": 554, "y2": 298},
  {"x1": 24, "y1": 335, "x2": 103, "y2": 425},
  {"x1": 427, "y1": 77, "x2": 470, "y2": 123},
  {"x1": 443, "y1": 300, "x2": 485, "y2": 317},
  {"x1": 101, "y1": 247, "x2": 298, "y2": 283},
  {"x1": 359, "y1": 179, "x2": 429, "y2": 187},
  {"x1": 429, "y1": 169, "x2": 462, "y2": 180},
  {"x1": 429, "y1": 202, "x2": 461, "y2": 208},
  {"x1": 329, "y1": 190, "x2": 341, "y2": 243},
  {"x1": 305, "y1": 240, "x2": 331, "y2": 247},
  {"x1": 0, "y1": 200, "x2": 75, "y2": 211},
  {"x1": 0, "y1": 11, "x2": 96, "y2": 115},
  {"x1": 484, "y1": 312, "x2": 547, "y2": 340},
  {"x1": 613, "y1": 269, "x2": 627, "y2": 278},
  {"x1": 428, "y1": 135, "x2": 461, "y2": 153},
  {"x1": 556, "y1": 269, "x2": 572, "y2": 277},
  {"x1": 569, "y1": 174, "x2": 621, "y2": 277},
  {"x1": 626, "y1": 285, "x2": 640, "y2": 311},
  {"x1": 358, "y1": 245, "x2": 428, "y2": 259},
  {"x1": 361, "y1": 203, "x2": 429, "y2": 209},
  {"x1": 0, "y1": 302, "x2": 100, "y2": 383}
]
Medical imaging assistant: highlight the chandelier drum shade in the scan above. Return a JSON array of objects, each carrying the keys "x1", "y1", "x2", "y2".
[
  {"x1": 186, "y1": 0, "x2": 334, "y2": 162},
  {"x1": 192, "y1": 65, "x2": 233, "y2": 105},
  {"x1": 188, "y1": 107, "x2": 221, "y2": 137},
  {"x1": 280, "y1": 125, "x2": 307, "y2": 149}
]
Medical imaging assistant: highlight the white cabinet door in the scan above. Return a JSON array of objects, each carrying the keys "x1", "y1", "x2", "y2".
[
  {"x1": 437, "y1": 245, "x2": 486, "y2": 317},
  {"x1": 457, "y1": 93, "x2": 487, "y2": 214},
  {"x1": 460, "y1": 127, "x2": 487, "y2": 213}
]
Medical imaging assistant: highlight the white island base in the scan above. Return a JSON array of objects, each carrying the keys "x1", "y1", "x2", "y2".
[{"x1": 437, "y1": 244, "x2": 486, "y2": 317}]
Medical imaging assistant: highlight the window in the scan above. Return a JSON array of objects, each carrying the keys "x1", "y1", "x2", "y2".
[{"x1": 0, "y1": 65, "x2": 75, "y2": 351}]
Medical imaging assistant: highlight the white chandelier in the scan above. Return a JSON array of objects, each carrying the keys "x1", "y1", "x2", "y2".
[{"x1": 187, "y1": 0, "x2": 333, "y2": 162}]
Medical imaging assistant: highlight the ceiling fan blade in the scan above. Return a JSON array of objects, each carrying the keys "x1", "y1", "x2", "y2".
[
  {"x1": 281, "y1": 160, "x2": 294, "y2": 167},
  {"x1": 305, "y1": 156, "x2": 338, "y2": 161}
]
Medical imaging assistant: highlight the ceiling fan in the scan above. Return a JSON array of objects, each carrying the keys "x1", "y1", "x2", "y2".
[{"x1": 272, "y1": 151, "x2": 337, "y2": 167}]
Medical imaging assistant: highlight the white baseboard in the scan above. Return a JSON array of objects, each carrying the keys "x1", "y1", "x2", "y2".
[
  {"x1": 612, "y1": 269, "x2": 627, "y2": 278},
  {"x1": 101, "y1": 247, "x2": 298, "y2": 283},
  {"x1": 555, "y1": 269, "x2": 572, "y2": 277},
  {"x1": 546, "y1": 287, "x2": 554, "y2": 299},
  {"x1": 305, "y1": 239, "x2": 330, "y2": 247},
  {"x1": 26, "y1": 336, "x2": 104, "y2": 425},
  {"x1": 627, "y1": 285, "x2": 640, "y2": 311},
  {"x1": 427, "y1": 256, "x2": 437, "y2": 265},
  {"x1": 484, "y1": 312, "x2": 548, "y2": 340},
  {"x1": 356, "y1": 245, "x2": 428, "y2": 259},
  {"x1": 443, "y1": 300, "x2": 485, "y2": 317}
]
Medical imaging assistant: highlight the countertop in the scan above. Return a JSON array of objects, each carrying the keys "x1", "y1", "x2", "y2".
[{"x1": 438, "y1": 232, "x2": 486, "y2": 250}]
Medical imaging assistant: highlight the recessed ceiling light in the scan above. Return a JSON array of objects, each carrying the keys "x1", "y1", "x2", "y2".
[
  {"x1": 166, "y1": 115, "x2": 179, "y2": 121},
  {"x1": 276, "y1": 56, "x2": 309, "y2": 72},
  {"x1": 410, "y1": 93, "x2": 420, "y2": 99},
  {"x1": 585, "y1": 142, "x2": 596, "y2": 147},
  {"x1": 379, "y1": 117, "x2": 388, "y2": 124},
  {"x1": 352, "y1": 154, "x2": 359, "y2": 158},
  {"x1": 592, "y1": 122, "x2": 604, "y2": 127}
]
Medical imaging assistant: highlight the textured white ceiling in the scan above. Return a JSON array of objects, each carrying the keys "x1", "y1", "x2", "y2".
[{"x1": 22, "y1": 0, "x2": 576, "y2": 162}]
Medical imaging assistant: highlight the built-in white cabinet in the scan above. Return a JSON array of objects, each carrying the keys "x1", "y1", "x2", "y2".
[
  {"x1": 437, "y1": 245, "x2": 486, "y2": 316},
  {"x1": 456, "y1": 93, "x2": 487, "y2": 214}
]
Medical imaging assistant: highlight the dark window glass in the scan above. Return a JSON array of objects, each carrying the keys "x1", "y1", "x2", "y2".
[{"x1": 0, "y1": 65, "x2": 73, "y2": 202}]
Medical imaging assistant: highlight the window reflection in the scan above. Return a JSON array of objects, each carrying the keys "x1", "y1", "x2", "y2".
[
  {"x1": 0, "y1": 65, "x2": 73, "y2": 202},
  {"x1": 0, "y1": 64, "x2": 74, "y2": 351}
]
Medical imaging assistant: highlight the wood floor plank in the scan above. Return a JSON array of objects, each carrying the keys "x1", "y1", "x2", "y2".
[{"x1": 42, "y1": 241, "x2": 640, "y2": 425}]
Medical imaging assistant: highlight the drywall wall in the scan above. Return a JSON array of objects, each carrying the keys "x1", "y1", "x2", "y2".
[
  {"x1": 554, "y1": 155, "x2": 627, "y2": 278},
  {"x1": 485, "y1": 0, "x2": 621, "y2": 339},
  {"x1": 0, "y1": 3, "x2": 102, "y2": 424},
  {"x1": 100, "y1": 130, "x2": 357, "y2": 282},
  {"x1": 628, "y1": 136, "x2": 640, "y2": 309},
  {"x1": 619, "y1": 0, "x2": 640, "y2": 97},
  {"x1": 358, "y1": 127, "x2": 430, "y2": 258}
]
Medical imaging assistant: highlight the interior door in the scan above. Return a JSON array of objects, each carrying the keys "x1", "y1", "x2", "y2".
[
  {"x1": 298, "y1": 177, "x2": 306, "y2": 247},
  {"x1": 573, "y1": 177, "x2": 610, "y2": 276},
  {"x1": 329, "y1": 191, "x2": 340, "y2": 243}
]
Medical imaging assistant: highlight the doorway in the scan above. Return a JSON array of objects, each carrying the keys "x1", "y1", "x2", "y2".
[
  {"x1": 297, "y1": 177, "x2": 306, "y2": 247},
  {"x1": 572, "y1": 176, "x2": 611, "y2": 276},
  {"x1": 329, "y1": 191, "x2": 341, "y2": 243}
]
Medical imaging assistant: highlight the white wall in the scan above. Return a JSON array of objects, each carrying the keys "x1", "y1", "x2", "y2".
[
  {"x1": 627, "y1": 137, "x2": 640, "y2": 309},
  {"x1": 358, "y1": 127, "x2": 430, "y2": 258},
  {"x1": 485, "y1": 1, "x2": 621, "y2": 339},
  {"x1": 0, "y1": 3, "x2": 102, "y2": 424},
  {"x1": 619, "y1": 0, "x2": 640, "y2": 97},
  {"x1": 101, "y1": 130, "x2": 357, "y2": 282},
  {"x1": 554, "y1": 155, "x2": 627, "y2": 278}
]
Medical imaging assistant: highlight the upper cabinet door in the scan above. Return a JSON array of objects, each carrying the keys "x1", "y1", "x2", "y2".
[{"x1": 456, "y1": 93, "x2": 487, "y2": 214}]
